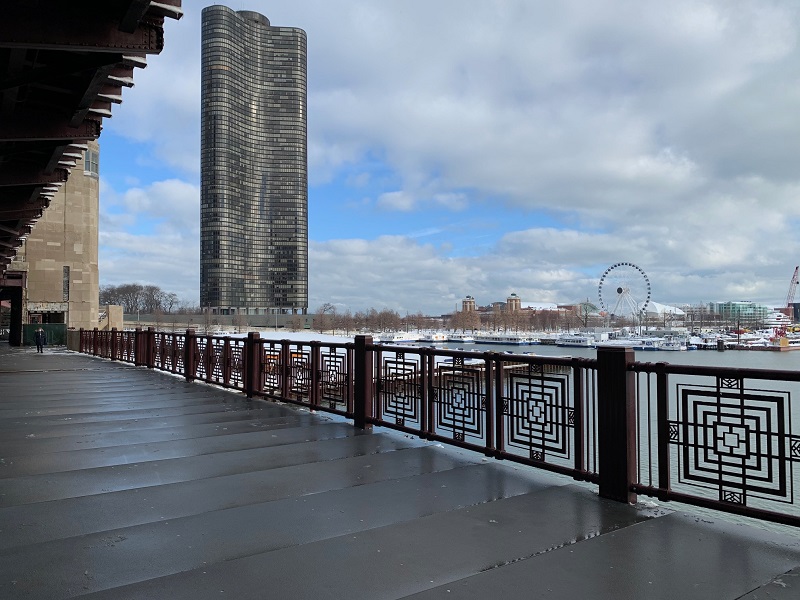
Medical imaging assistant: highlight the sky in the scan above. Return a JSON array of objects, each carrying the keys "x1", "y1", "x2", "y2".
[{"x1": 97, "y1": 0, "x2": 800, "y2": 316}]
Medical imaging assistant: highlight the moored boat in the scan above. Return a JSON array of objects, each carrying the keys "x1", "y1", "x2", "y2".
[
  {"x1": 556, "y1": 334, "x2": 595, "y2": 348},
  {"x1": 447, "y1": 333, "x2": 475, "y2": 344},
  {"x1": 378, "y1": 331, "x2": 420, "y2": 344},
  {"x1": 475, "y1": 333, "x2": 531, "y2": 345}
]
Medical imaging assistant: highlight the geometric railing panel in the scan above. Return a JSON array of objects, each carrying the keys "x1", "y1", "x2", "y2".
[
  {"x1": 174, "y1": 336, "x2": 185, "y2": 373},
  {"x1": 434, "y1": 363, "x2": 485, "y2": 442},
  {"x1": 675, "y1": 379, "x2": 797, "y2": 506},
  {"x1": 289, "y1": 349, "x2": 311, "y2": 399},
  {"x1": 261, "y1": 348, "x2": 282, "y2": 393},
  {"x1": 210, "y1": 342, "x2": 224, "y2": 383},
  {"x1": 195, "y1": 338, "x2": 207, "y2": 379},
  {"x1": 321, "y1": 349, "x2": 348, "y2": 410},
  {"x1": 380, "y1": 353, "x2": 421, "y2": 427},
  {"x1": 228, "y1": 341, "x2": 244, "y2": 388},
  {"x1": 504, "y1": 371, "x2": 573, "y2": 462}
]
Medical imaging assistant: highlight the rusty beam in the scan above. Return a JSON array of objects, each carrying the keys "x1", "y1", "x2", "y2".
[
  {"x1": 0, "y1": 52, "x2": 126, "y2": 92},
  {"x1": 120, "y1": 0, "x2": 154, "y2": 34},
  {"x1": 0, "y1": 208, "x2": 44, "y2": 220},
  {"x1": 0, "y1": 223, "x2": 25, "y2": 236},
  {"x1": 0, "y1": 5, "x2": 166, "y2": 54},
  {"x1": 0, "y1": 112, "x2": 101, "y2": 142},
  {"x1": 0, "y1": 164, "x2": 68, "y2": 186}
]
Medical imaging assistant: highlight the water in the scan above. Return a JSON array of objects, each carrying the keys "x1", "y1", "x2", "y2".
[{"x1": 440, "y1": 341, "x2": 800, "y2": 370}]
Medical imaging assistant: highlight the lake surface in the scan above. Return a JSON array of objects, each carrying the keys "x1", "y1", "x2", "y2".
[{"x1": 439, "y1": 341, "x2": 800, "y2": 371}]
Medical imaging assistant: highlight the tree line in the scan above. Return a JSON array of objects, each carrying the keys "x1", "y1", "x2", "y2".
[{"x1": 99, "y1": 283, "x2": 187, "y2": 314}]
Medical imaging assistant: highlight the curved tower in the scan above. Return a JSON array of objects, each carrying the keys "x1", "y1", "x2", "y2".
[{"x1": 201, "y1": 6, "x2": 308, "y2": 315}]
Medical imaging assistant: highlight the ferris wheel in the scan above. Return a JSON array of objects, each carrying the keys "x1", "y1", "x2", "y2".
[{"x1": 598, "y1": 262, "x2": 651, "y2": 321}]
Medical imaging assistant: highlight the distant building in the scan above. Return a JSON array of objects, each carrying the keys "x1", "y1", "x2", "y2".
[
  {"x1": 506, "y1": 293, "x2": 521, "y2": 312},
  {"x1": 200, "y1": 6, "x2": 308, "y2": 316},
  {"x1": 710, "y1": 301, "x2": 771, "y2": 324},
  {"x1": 462, "y1": 295, "x2": 476, "y2": 312}
]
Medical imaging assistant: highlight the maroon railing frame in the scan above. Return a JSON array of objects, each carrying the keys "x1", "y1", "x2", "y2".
[{"x1": 75, "y1": 329, "x2": 799, "y2": 527}]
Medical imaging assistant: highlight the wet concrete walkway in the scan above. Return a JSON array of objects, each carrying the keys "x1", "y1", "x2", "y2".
[{"x1": 1, "y1": 343, "x2": 798, "y2": 599}]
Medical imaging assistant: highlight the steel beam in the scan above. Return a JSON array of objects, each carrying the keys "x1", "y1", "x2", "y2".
[
  {"x1": 0, "y1": 164, "x2": 68, "y2": 186},
  {"x1": 0, "y1": 113, "x2": 101, "y2": 142},
  {"x1": 0, "y1": 5, "x2": 166, "y2": 54}
]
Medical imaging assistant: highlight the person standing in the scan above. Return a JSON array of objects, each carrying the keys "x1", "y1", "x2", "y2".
[{"x1": 34, "y1": 327, "x2": 46, "y2": 353}]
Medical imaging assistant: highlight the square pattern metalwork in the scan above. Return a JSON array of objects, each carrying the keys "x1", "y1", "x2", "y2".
[
  {"x1": 289, "y1": 349, "x2": 311, "y2": 398},
  {"x1": 261, "y1": 349, "x2": 282, "y2": 393},
  {"x1": 321, "y1": 351, "x2": 347, "y2": 409},
  {"x1": 434, "y1": 366, "x2": 485, "y2": 442},
  {"x1": 504, "y1": 371, "x2": 573, "y2": 461},
  {"x1": 380, "y1": 355, "x2": 421, "y2": 427},
  {"x1": 674, "y1": 378, "x2": 798, "y2": 506},
  {"x1": 228, "y1": 343, "x2": 243, "y2": 387}
]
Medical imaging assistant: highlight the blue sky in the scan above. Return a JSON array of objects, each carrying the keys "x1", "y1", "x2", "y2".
[{"x1": 98, "y1": 0, "x2": 800, "y2": 315}]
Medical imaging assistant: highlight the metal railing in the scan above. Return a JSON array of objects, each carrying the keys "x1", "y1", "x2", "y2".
[
  {"x1": 632, "y1": 359, "x2": 800, "y2": 527},
  {"x1": 76, "y1": 328, "x2": 799, "y2": 527}
]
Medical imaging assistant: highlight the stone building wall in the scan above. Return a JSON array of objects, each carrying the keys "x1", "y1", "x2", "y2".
[{"x1": 18, "y1": 140, "x2": 99, "y2": 330}]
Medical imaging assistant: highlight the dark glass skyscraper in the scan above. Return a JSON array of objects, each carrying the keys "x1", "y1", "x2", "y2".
[{"x1": 201, "y1": 6, "x2": 308, "y2": 315}]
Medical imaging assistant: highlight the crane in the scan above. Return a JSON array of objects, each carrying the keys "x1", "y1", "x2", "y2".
[{"x1": 786, "y1": 266, "x2": 799, "y2": 307}]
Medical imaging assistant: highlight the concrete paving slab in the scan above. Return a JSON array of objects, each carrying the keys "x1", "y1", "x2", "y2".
[
  {"x1": 0, "y1": 408, "x2": 317, "y2": 441},
  {"x1": 0, "y1": 427, "x2": 412, "y2": 505},
  {"x1": 0, "y1": 421, "x2": 362, "y2": 478},
  {"x1": 0, "y1": 422, "x2": 367, "y2": 506},
  {"x1": 69, "y1": 485, "x2": 655, "y2": 600},
  {"x1": 0, "y1": 415, "x2": 345, "y2": 461},
  {"x1": 403, "y1": 512, "x2": 800, "y2": 600},
  {"x1": 0, "y1": 462, "x2": 552, "y2": 599},
  {"x1": 0, "y1": 436, "x2": 482, "y2": 552}
]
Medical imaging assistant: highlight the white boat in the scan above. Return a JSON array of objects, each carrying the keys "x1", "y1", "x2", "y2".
[
  {"x1": 475, "y1": 333, "x2": 531, "y2": 345},
  {"x1": 634, "y1": 338, "x2": 663, "y2": 351},
  {"x1": 660, "y1": 339, "x2": 687, "y2": 351},
  {"x1": 447, "y1": 333, "x2": 475, "y2": 344},
  {"x1": 597, "y1": 337, "x2": 663, "y2": 351},
  {"x1": 420, "y1": 332, "x2": 448, "y2": 343},
  {"x1": 556, "y1": 334, "x2": 595, "y2": 348},
  {"x1": 378, "y1": 332, "x2": 420, "y2": 344}
]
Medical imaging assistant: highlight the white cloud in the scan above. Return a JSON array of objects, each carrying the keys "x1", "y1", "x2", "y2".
[{"x1": 99, "y1": 0, "x2": 800, "y2": 313}]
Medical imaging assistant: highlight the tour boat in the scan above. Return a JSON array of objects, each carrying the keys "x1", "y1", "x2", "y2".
[
  {"x1": 555, "y1": 334, "x2": 595, "y2": 348},
  {"x1": 475, "y1": 333, "x2": 531, "y2": 345},
  {"x1": 378, "y1": 332, "x2": 420, "y2": 344},
  {"x1": 447, "y1": 333, "x2": 475, "y2": 344},
  {"x1": 420, "y1": 332, "x2": 448, "y2": 343}
]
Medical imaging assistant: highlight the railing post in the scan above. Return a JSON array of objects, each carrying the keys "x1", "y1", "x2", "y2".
[
  {"x1": 146, "y1": 327, "x2": 156, "y2": 368},
  {"x1": 134, "y1": 327, "x2": 143, "y2": 365},
  {"x1": 354, "y1": 335, "x2": 373, "y2": 430},
  {"x1": 597, "y1": 346, "x2": 637, "y2": 503},
  {"x1": 310, "y1": 342, "x2": 321, "y2": 408},
  {"x1": 110, "y1": 327, "x2": 118, "y2": 361},
  {"x1": 490, "y1": 354, "x2": 501, "y2": 456},
  {"x1": 656, "y1": 363, "x2": 670, "y2": 498},
  {"x1": 572, "y1": 360, "x2": 586, "y2": 476},
  {"x1": 184, "y1": 328, "x2": 196, "y2": 381},
  {"x1": 280, "y1": 340, "x2": 291, "y2": 400},
  {"x1": 79, "y1": 328, "x2": 84, "y2": 353},
  {"x1": 92, "y1": 327, "x2": 99, "y2": 356},
  {"x1": 245, "y1": 332, "x2": 260, "y2": 398}
]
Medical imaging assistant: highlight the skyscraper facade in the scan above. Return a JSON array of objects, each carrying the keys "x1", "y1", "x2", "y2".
[{"x1": 201, "y1": 6, "x2": 308, "y2": 315}]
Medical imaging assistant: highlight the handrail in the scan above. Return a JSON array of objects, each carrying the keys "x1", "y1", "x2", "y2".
[{"x1": 75, "y1": 328, "x2": 799, "y2": 527}]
